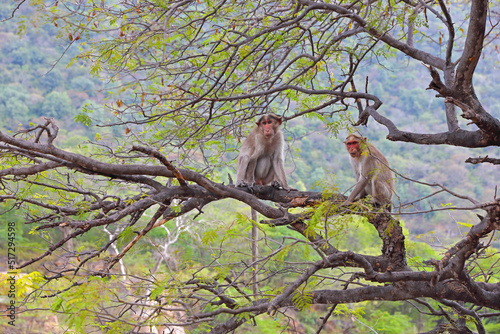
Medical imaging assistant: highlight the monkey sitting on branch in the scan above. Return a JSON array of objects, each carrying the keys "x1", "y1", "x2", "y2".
[
  {"x1": 344, "y1": 134, "x2": 395, "y2": 211},
  {"x1": 236, "y1": 113, "x2": 291, "y2": 191},
  {"x1": 235, "y1": 113, "x2": 291, "y2": 297}
]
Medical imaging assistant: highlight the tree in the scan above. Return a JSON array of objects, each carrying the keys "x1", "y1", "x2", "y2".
[
  {"x1": 1, "y1": 1, "x2": 499, "y2": 333},
  {"x1": 43, "y1": 69, "x2": 64, "y2": 93},
  {"x1": 0, "y1": 84, "x2": 31, "y2": 124},
  {"x1": 39, "y1": 91, "x2": 75, "y2": 118}
]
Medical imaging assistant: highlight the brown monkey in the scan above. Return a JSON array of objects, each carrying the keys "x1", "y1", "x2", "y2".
[
  {"x1": 236, "y1": 113, "x2": 290, "y2": 190},
  {"x1": 236, "y1": 113, "x2": 290, "y2": 297},
  {"x1": 344, "y1": 134, "x2": 394, "y2": 209}
]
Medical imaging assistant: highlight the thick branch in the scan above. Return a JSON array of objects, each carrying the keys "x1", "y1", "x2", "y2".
[
  {"x1": 454, "y1": 0, "x2": 487, "y2": 93},
  {"x1": 367, "y1": 107, "x2": 498, "y2": 147},
  {"x1": 132, "y1": 145, "x2": 187, "y2": 186},
  {"x1": 0, "y1": 161, "x2": 63, "y2": 176}
]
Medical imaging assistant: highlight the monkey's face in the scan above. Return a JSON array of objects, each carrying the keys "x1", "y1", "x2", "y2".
[
  {"x1": 258, "y1": 118, "x2": 278, "y2": 138},
  {"x1": 344, "y1": 139, "x2": 361, "y2": 157}
]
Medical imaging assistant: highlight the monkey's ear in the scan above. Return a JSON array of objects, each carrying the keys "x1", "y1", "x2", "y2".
[{"x1": 276, "y1": 117, "x2": 282, "y2": 125}]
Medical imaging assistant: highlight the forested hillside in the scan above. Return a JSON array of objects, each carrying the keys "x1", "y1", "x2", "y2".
[{"x1": 0, "y1": 1, "x2": 499, "y2": 334}]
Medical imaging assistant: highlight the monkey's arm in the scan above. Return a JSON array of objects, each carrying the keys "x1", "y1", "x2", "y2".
[
  {"x1": 271, "y1": 151, "x2": 290, "y2": 190},
  {"x1": 237, "y1": 151, "x2": 261, "y2": 188},
  {"x1": 236, "y1": 154, "x2": 251, "y2": 187},
  {"x1": 245, "y1": 155, "x2": 259, "y2": 185},
  {"x1": 345, "y1": 175, "x2": 370, "y2": 203}
]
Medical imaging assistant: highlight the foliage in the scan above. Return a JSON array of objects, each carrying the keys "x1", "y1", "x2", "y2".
[{"x1": 0, "y1": 1, "x2": 499, "y2": 334}]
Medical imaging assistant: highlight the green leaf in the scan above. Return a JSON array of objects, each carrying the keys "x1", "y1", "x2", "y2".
[
  {"x1": 457, "y1": 221, "x2": 473, "y2": 228},
  {"x1": 51, "y1": 297, "x2": 64, "y2": 311},
  {"x1": 201, "y1": 230, "x2": 218, "y2": 245},
  {"x1": 150, "y1": 284, "x2": 165, "y2": 300},
  {"x1": 291, "y1": 291, "x2": 313, "y2": 311}
]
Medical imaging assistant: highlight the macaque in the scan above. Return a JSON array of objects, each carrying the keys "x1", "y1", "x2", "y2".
[
  {"x1": 344, "y1": 134, "x2": 394, "y2": 209},
  {"x1": 236, "y1": 113, "x2": 290, "y2": 296},
  {"x1": 236, "y1": 113, "x2": 290, "y2": 190}
]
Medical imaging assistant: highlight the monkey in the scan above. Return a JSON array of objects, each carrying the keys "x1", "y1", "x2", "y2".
[
  {"x1": 236, "y1": 113, "x2": 290, "y2": 191},
  {"x1": 236, "y1": 113, "x2": 291, "y2": 296},
  {"x1": 344, "y1": 134, "x2": 395, "y2": 210}
]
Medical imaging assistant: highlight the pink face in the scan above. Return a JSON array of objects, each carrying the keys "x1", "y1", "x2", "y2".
[
  {"x1": 258, "y1": 117, "x2": 280, "y2": 138},
  {"x1": 344, "y1": 139, "x2": 361, "y2": 157}
]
